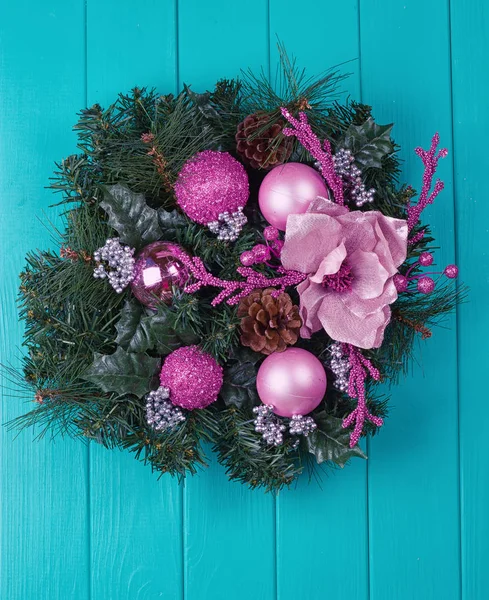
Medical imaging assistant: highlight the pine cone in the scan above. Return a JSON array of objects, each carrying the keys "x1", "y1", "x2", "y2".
[
  {"x1": 238, "y1": 288, "x2": 302, "y2": 355},
  {"x1": 235, "y1": 112, "x2": 293, "y2": 170}
]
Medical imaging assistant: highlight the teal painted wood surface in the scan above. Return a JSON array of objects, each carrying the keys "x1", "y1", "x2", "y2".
[{"x1": 0, "y1": 1, "x2": 487, "y2": 598}]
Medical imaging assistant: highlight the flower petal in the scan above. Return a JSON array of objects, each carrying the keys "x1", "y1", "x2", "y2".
[
  {"x1": 281, "y1": 213, "x2": 343, "y2": 274},
  {"x1": 310, "y1": 242, "x2": 348, "y2": 283},
  {"x1": 317, "y1": 293, "x2": 391, "y2": 349},
  {"x1": 349, "y1": 249, "x2": 389, "y2": 300},
  {"x1": 369, "y1": 213, "x2": 408, "y2": 268},
  {"x1": 307, "y1": 196, "x2": 350, "y2": 217},
  {"x1": 297, "y1": 278, "x2": 324, "y2": 338},
  {"x1": 343, "y1": 278, "x2": 398, "y2": 319}
]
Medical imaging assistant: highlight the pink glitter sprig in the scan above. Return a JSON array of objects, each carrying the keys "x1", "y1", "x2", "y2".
[
  {"x1": 173, "y1": 248, "x2": 306, "y2": 306},
  {"x1": 407, "y1": 133, "x2": 448, "y2": 235},
  {"x1": 280, "y1": 108, "x2": 345, "y2": 205},
  {"x1": 341, "y1": 344, "x2": 383, "y2": 448}
]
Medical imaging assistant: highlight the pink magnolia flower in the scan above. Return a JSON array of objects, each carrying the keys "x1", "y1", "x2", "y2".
[{"x1": 280, "y1": 198, "x2": 408, "y2": 349}]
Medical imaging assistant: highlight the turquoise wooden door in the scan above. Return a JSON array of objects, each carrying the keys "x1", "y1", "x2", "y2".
[{"x1": 1, "y1": 1, "x2": 487, "y2": 598}]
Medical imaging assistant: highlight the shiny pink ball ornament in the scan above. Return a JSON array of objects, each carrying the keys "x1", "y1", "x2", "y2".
[
  {"x1": 256, "y1": 347, "x2": 327, "y2": 417},
  {"x1": 258, "y1": 162, "x2": 328, "y2": 231},
  {"x1": 131, "y1": 242, "x2": 189, "y2": 307}
]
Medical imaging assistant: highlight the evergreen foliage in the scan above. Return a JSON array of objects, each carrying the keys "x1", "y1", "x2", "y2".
[{"x1": 8, "y1": 49, "x2": 461, "y2": 491}]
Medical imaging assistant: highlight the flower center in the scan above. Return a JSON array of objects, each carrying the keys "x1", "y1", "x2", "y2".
[{"x1": 322, "y1": 262, "x2": 353, "y2": 293}]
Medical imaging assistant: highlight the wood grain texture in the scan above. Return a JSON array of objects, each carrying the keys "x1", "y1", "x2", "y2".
[
  {"x1": 269, "y1": 4, "x2": 370, "y2": 599},
  {"x1": 360, "y1": 1, "x2": 461, "y2": 598},
  {"x1": 0, "y1": 1, "x2": 90, "y2": 599},
  {"x1": 450, "y1": 2, "x2": 489, "y2": 598},
  {"x1": 1, "y1": 1, "x2": 488, "y2": 598},
  {"x1": 86, "y1": 2, "x2": 183, "y2": 599}
]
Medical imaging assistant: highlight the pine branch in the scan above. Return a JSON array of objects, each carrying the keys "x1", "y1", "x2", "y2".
[{"x1": 213, "y1": 406, "x2": 303, "y2": 492}]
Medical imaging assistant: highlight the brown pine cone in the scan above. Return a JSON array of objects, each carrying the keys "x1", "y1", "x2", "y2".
[
  {"x1": 235, "y1": 112, "x2": 293, "y2": 170},
  {"x1": 237, "y1": 288, "x2": 302, "y2": 355}
]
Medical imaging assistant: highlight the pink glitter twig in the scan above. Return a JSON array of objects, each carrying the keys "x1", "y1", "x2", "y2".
[
  {"x1": 280, "y1": 107, "x2": 345, "y2": 205},
  {"x1": 173, "y1": 248, "x2": 306, "y2": 306},
  {"x1": 341, "y1": 344, "x2": 383, "y2": 448},
  {"x1": 408, "y1": 230, "x2": 426, "y2": 246},
  {"x1": 407, "y1": 133, "x2": 448, "y2": 236}
]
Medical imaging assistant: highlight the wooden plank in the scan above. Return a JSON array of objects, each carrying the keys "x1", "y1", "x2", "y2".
[
  {"x1": 269, "y1": 4, "x2": 369, "y2": 600},
  {"x1": 449, "y1": 2, "x2": 489, "y2": 598},
  {"x1": 86, "y1": 2, "x2": 184, "y2": 599},
  {"x1": 359, "y1": 1, "x2": 460, "y2": 598},
  {"x1": 178, "y1": 0, "x2": 269, "y2": 89},
  {"x1": 0, "y1": 1, "x2": 90, "y2": 599},
  {"x1": 177, "y1": 3, "x2": 276, "y2": 599}
]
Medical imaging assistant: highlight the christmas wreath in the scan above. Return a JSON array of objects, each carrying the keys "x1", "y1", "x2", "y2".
[{"x1": 10, "y1": 53, "x2": 463, "y2": 491}]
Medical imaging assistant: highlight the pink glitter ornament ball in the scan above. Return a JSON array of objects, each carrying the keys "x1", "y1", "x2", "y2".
[
  {"x1": 256, "y1": 347, "x2": 327, "y2": 417},
  {"x1": 160, "y1": 345, "x2": 223, "y2": 410},
  {"x1": 174, "y1": 150, "x2": 249, "y2": 225},
  {"x1": 258, "y1": 162, "x2": 328, "y2": 231},
  {"x1": 417, "y1": 276, "x2": 435, "y2": 294},
  {"x1": 393, "y1": 273, "x2": 408, "y2": 293},
  {"x1": 419, "y1": 251, "x2": 434, "y2": 266},
  {"x1": 444, "y1": 264, "x2": 459, "y2": 278},
  {"x1": 131, "y1": 242, "x2": 189, "y2": 307}
]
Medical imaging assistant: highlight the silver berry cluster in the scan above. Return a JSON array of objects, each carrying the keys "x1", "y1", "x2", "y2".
[
  {"x1": 145, "y1": 386, "x2": 185, "y2": 432},
  {"x1": 329, "y1": 342, "x2": 351, "y2": 393},
  {"x1": 332, "y1": 148, "x2": 354, "y2": 176},
  {"x1": 253, "y1": 404, "x2": 286, "y2": 446},
  {"x1": 289, "y1": 414, "x2": 317, "y2": 436},
  {"x1": 333, "y1": 149, "x2": 375, "y2": 207},
  {"x1": 253, "y1": 405, "x2": 318, "y2": 446},
  {"x1": 208, "y1": 207, "x2": 247, "y2": 242},
  {"x1": 93, "y1": 238, "x2": 135, "y2": 293}
]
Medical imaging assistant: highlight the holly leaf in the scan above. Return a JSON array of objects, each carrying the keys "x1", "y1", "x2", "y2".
[
  {"x1": 304, "y1": 411, "x2": 367, "y2": 467},
  {"x1": 114, "y1": 300, "x2": 144, "y2": 349},
  {"x1": 158, "y1": 208, "x2": 187, "y2": 237},
  {"x1": 340, "y1": 117, "x2": 394, "y2": 169},
  {"x1": 83, "y1": 347, "x2": 160, "y2": 398},
  {"x1": 115, "y1": 300, "x2": 181, "y2": 355},
  {"x1": 221, "y1": 349, "x2": 261, "y2": 409},
  {"x1": 100, "y1": 184, "x2": 163, "y2": 248}
]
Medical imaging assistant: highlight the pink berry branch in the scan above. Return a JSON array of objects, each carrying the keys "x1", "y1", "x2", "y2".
[
  {"x1": 407, "y1": 133, "x2": 448, "y2": 242},
  {"x1": 280, "y1": 107, "x2": 345, "y2": 205},
  {"x1": 173, "y1": 248, "x2": 306, "y2": 307},
  {"x1": 341, "y1": 344, "x2": 383, "y2": 448}
]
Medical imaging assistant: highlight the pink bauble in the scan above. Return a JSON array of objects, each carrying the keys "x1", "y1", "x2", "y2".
[
  {"x1": 131, "y1": 242, "x2": 189, "y2": 307},
  {"x1": 160, "y1": 345, "x2": 223, "y2": 410},
  {"x1": 256, "y1": 347, "x2": 327, "y2": 417},
  {"x1": 174, "y1": 150, "x2": 249, "y2": 224},
  {"x1": 258, "y1": 162, "x2": 328, "y2": 231}
]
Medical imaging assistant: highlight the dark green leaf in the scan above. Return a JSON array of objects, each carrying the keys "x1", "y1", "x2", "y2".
[
  {"x1": 157, "y1": 208, "x2": 187, "y2": 237},
  {"x1": 130, "y1": 309, "x2": 181, "y2": 355},
  {"x1": 304, "y1": 411, "x2": 366, "y2": 467},
  {"x1": 340, "y1": 117, "x2": 394, "y2": 169},
  {"x1": 115, "y1": 300, "x2": 181, "y2": 355},
  {"x1": 221, "y1": 358, "x2": 260, "y2": 409},
  {"x1": 83, "y1": 347, "x2": 160, "y2": 398},
  {"x1": 229, "y1": 345, "x2": 263, "y2": 365},
  {"x1": 100, "y1": 184, "x2": 163, "y2": 248},
  {"x1": 115, "y1": 300, "x2": 144, "y2": 349}
]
